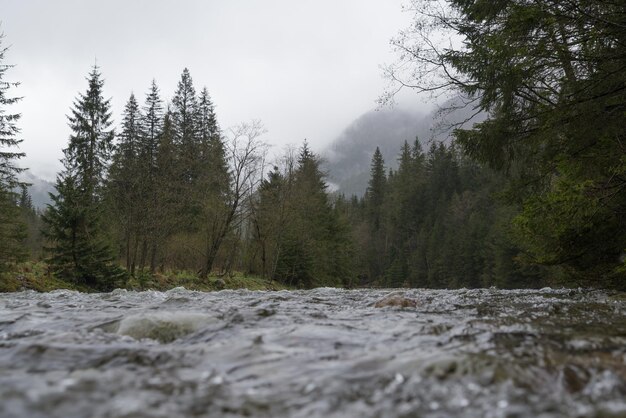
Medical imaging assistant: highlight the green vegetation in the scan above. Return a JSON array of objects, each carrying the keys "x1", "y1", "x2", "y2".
[
  {"x1": 2, "y1": 1, "x2": 626, "y2": 291},
  {"x1": 42, "y1": 67, "x2": 125, "y2": 290},
  {"x1": 0, "y1": 261, "x2": 288, "y2": 293},
  {"x1": 384, "y1": 0, "x2": 626, "y2": 289},
  {"x1": 0, "y1": 32, "x2": 27, "y2": 273},
  {"x1": 342, "y1": 140, "x2": 548, "y2": 288}
]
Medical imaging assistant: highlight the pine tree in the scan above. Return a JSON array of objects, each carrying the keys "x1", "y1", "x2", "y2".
[
  {"x1": 197, "y1": 86, "x2": 229, "y2": 197},
  {"x1": 43, "y1": 66, "x2": 124, "y2": 289},
  {"x1": 172, "y1": 68, "x2": 199, "y2": 198},
  {"x1": 151, "y1": 110, "x2": 181, "y2": 272},
  {"x1": 196, "y1": 87, "x2": 231, "y2": 278},
  {"x1": 18, "y1": 185, "x2": 33, "y2": 211},
  {"x1": 141, "y1": 80, "x2": 163, "y2": 173},
  {"x1": 108, "y1": 93, "x2": 144, "y2": 275},
  {"x1": 365, "y1": 147, "x2": 386, "y2": 229},
  {"x1": 363, "y1": 147, "x2": 387, "y2": 282},
  {"x1": 273, "y1": 142, "x2": 354, "y2": 287},
  {"x1": 0, "y1": 32, "x2": 27, "y2": 270},
  {"x1": 0, "y1": 188, "x2": 26, "y2": 271},
  {"x1": 136, "y1": 80, "x2": 164, "y2": 273},
  {"x1": 254, "y1": 165, "x2": 288, "y2": 280}
]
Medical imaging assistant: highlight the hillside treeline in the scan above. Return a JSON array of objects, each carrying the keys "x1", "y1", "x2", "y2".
[
  {"x1": 1, "y1": 64, "x2": 622, "y2": 290},
  {"x1": 343, "y1": 143, "x2": 548, "y2": 288},
  {"x1": 2, "y1": 0, "x2": 626, "y2": 291}
]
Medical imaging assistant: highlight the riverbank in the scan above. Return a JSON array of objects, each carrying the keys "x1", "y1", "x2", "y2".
[{"x1": 0, "y1": 262, "x2": 290, "y2": 293}]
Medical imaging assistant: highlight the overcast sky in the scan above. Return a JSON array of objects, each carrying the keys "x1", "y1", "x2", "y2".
[{"x1": 2, "y1": 0, "x2": 426, "y2": 180}]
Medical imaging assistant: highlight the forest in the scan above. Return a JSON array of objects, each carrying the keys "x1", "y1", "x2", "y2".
[{"x1": 1, "y1": 0, "x2": 625, "y2": 291}]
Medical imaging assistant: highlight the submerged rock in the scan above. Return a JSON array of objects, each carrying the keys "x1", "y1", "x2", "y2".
[
  {"x1": 374, "y1": 292, "x2": 418, "y2": 308},
  {"x1": 113, "y1": 312, "x2": 217, "y2": 343}
]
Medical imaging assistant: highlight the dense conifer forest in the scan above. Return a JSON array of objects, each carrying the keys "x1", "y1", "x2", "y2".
[{"x1": 1, "y1": 0, "x2": 625, "y2": 291}]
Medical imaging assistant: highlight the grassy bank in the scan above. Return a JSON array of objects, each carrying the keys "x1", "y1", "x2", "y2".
[{"x1": 0, "y1": 261, "x2": 291, "y2": 293}]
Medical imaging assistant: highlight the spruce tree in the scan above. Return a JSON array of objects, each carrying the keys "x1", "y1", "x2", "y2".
[
  {"x1": 0, "y1": 32, "x2": 27, "y2": 270},
  {"x1": 255, "y1": 165, "x2": 288, "y2": 280},
  {"x1": 273, "y1": 142, "x2": 354, "y2": 287},
  {"x1": 137, "y1": 80, "x2": 163, "y2": 272},
  {"x1": 43, "y1": 66, "x2": 124, "y2": 289},
  {"x1": 172, "y1": 68, "x2": 199, "y2": 196},
  {"x1": 196, "y1": 87, "x2": 231, "y2": 278},
  {"x1": 108, "y1": 93, "x2": 144, "y2": 275},
  {"x1": 365, "y1": 147, "x2": 386, "y2": 229},
  {"x1": 363, "y1": 147, "x2": 387, "y2": 282},
  {"x1": 151, "y1": 110, "x2": 180, "y2": 272},
  {"x1": 141, "y1": 80, "x2": 163, "y2": 172},
  {"x1": 197, "y1": 87, "x2": 229, "y2": 196}
]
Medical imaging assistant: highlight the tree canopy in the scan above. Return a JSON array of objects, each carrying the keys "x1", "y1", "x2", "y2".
[{"x1": 385, "y1": 0, "x2": 626, "y2": 285}]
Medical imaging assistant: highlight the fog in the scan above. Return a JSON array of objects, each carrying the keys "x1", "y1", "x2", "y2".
[{"x1": 1, "y1": 0, "x2": 427, "y2": 180}]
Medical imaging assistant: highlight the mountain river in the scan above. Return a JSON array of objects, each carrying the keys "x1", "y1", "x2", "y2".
[{"x1": 1, "y1": 287, "x2": 625, "y2": 417}]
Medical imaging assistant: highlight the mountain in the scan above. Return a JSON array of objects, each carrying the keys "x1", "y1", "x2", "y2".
[
  {"x1": 322, "y1": 107, "x2": 430, "y2": 197},
  {"x1": 322, "y1": 100, "x2": 484, "y2": 197}
]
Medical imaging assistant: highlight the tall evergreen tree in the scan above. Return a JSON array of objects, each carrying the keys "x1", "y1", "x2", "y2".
[
  {"x1": 150, "y1": 110, "x2": 181, "y2": 272},
  {"x1": 141, "y1": 80, "x2": 163, "y2": 172},
  {"x1": 134, "y1": 80, "x2": 164, "y2": 273},
  {"x1": 272, "y1": 142, "x2": 354, "y2": 287},
  {"x1": 43, "y1": 66, "x2": 124, "y2": 289},
  {"x1": 196, "y1": 87, "x2": 231, "y2": 278},
  {"x1": 365, "y1": 147, "x2": 386, "y2": 229},
  {"x1": 254, "y1": 165, "x2": 289, "y2": 280},
  {"x1": 197, "y1": 86, "x2": 228, "y2": 196},
  {"x1": 108, "y1": 93, "x2": 144, "y2": 275},
  {"x1": 0, "y1": 32, "x2": 27, "y2": 270},
  {"x1": 363, "y1": 147, "x2": 387, "y2": 282},
  {"x1": 171, "y1": 68, "x2": 200, "y2": 197}
]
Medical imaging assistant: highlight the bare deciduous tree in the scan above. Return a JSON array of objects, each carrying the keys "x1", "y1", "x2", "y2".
[{"x1": 199, "y1": 120, "x2": 268, "y2": 279}]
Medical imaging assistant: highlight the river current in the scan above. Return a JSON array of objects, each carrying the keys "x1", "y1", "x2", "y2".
[{"x1": 1, "y1": 287, "x2": 625, "y2": 417}]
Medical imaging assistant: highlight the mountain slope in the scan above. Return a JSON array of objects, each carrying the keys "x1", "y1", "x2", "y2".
[
  {"x1": 322, "y1": 100, "x2": 484, "y2": 197},
  {"x1": 323, "y1": 107, "x2": 428, "y2": 196}
]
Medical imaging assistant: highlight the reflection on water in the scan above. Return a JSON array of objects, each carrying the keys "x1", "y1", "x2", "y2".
[{"x1": 1, "y1": 287, "x2": 625, "y2": 417}]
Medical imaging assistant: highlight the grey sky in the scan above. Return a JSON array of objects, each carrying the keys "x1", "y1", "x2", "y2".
[{"x1": 2, "y1": 0, "x2": 425, "y2": 180}]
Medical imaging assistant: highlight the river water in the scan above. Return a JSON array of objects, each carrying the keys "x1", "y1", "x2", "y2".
[{"x1": 1, "y1": 287, "x2": 625, "y2": 418}]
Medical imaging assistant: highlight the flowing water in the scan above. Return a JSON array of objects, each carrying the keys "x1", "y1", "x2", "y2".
[{"x1": 1, "y1": 287, "x2": 626, "y2": 418}]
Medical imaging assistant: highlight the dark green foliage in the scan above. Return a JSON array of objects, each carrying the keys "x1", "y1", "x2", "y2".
[
  {"x1": 363, "y1": 147, "x2": 387, "y2": 281},
  {"x1": 0, "y1": 33, "x2": 25, "y2": 191},
  {"x1": 342, "y1": 141, "x2": 545, "y2": 289},
  {"x1": 172, "y1": 68, "x2": 200, "y2": 199},
  {"x1": 0, "y1": 188, "x2": 26, "y2": 271},
  {"x1": 151, "y1": 110, "x2": 183, "y2": 269},
  {"x1": 140, "y1": 81, "x2": 165, "y2": 273},
  {"x1": 196, "y1": 87, "x2": 231, "y2": 278},
  {"x1": 108, "y1": 93, "x2": 144, "y2": 275},
  {"x1": 258, "y1": 142, "x2": 355, "y2": 288},
  {"x1": 44, "y1": 67, "x2": 125, "y2": 289},
  {"x1": 0, "y1": 32, "x2": 27, "y2": 271},
  {"x1": 365, "y1": 147, "x2": 386, "y2": 228},
  {"x1": 387, "y1": 0, "x2": 626, "y2": 287},
  {"x1": 43, "y1": 175, "x2": 124, "y2": 290},
  {"x1": 141, "y1": 80, "x2": 163, "y2": 171},
  {"x1": 18, "y1": 186, "x2": 44, "y2": 260}
]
